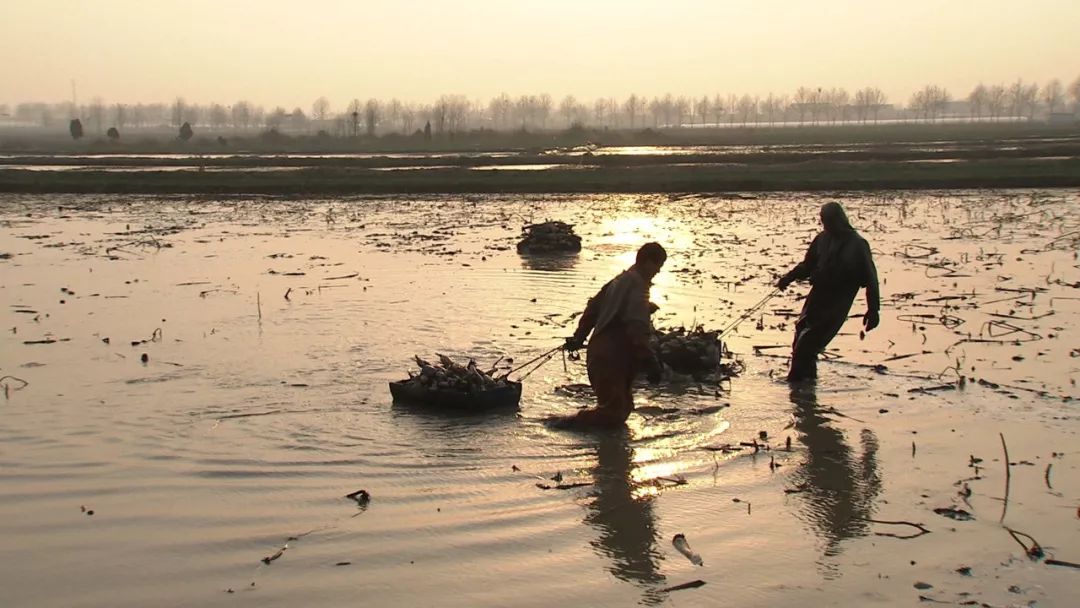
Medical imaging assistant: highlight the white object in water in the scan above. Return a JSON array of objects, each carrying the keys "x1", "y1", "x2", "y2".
[{"x1": 672, "y1": 533, "x2": 703, "y2": 566}]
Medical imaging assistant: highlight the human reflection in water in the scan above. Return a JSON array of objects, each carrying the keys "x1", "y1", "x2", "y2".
[
  {"x1": 583, "y1": 430, "x2": 666, "y2": 605},
  {"x1": 519, "y1": 252, "x2": 579, "y2": 272},
  {"x1": 789, "y1": 385, "x2": 882, "y2": 576}
]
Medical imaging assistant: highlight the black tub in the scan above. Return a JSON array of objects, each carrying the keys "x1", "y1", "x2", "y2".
[{"x1": 388, "y1": 380, "x2": 523, "y2": 410}]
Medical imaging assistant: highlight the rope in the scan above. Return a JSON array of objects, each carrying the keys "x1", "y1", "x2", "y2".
[
  {"x1": 505, "y1": 344, "x2": 565, "y2": 379},
  {"x1": 716, "y1": 287, "x2": 782, "y2": 338},
  {"x1": 505, "y1": 288, "x2": 782, "y2": 383},
  {"x1": 515, "y1": 348, "x2": 563, "y2": 381}
]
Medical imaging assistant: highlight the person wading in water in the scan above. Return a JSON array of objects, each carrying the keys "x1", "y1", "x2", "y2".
[
  {"x1": 776, "y1": 202, "x2": 880, "y2": 382},
  {"x1": 561, "y1": 242, "x2": 667, "y2": 428}
]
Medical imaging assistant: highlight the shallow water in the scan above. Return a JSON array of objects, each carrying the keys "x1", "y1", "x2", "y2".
[{"x1": 1, "y1": 191, "x2": 1078, "y2": 607}]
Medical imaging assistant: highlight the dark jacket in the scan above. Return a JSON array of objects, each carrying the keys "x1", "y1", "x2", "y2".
[{"x1": 783, "y1": 230, "x2": 880, "y2": 312}]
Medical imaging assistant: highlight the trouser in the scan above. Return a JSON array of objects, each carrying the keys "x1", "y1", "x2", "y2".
[
  {"x1": 571, "y1": 327, "x2": 640, "y2": 427},
  {"x1": 789, "y1": 284, "x2": 859, "y2": 381}
]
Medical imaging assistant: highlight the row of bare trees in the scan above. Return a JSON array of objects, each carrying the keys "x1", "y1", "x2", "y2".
[
  {"x1": 907, "y1": 78, "x2": 1078, "y2": 123},
  {"x1": 9, "y1": 75, "x2": 1080, "y2": 136},
  {"x1": 967, "y1": 79, "x2": 1073, "y2": 121}
]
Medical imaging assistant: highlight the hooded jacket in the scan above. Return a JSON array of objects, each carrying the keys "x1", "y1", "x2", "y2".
[{"x1": 782, "y1": 202, "x2": 880, "y2": 311}]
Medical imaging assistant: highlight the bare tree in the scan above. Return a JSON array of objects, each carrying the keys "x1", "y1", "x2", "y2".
[
  {"x1": 208, "y1": 103, "x2": 228, "y2": 130},
  {"x1": 401, "y1": 103, "x2": 417, "y2": 134},
  {"x1": 536, "y1": 93, "x2": 552, "y2": 129},
  {"x1": 593, "y1": 98, "x2": 607, "y2": 127},
  {"x1": 113, "y1": 103, "x2": 127, "y2": 129},
  {"x1": 347, "y1": 99, "x2": 361, "y2": 136},
  {"x1": 711, "y1": 94, "x2": 724, "y2": 126},
  {"x1": 386, "y1": 99, "x2": 402, "y2": 133},
  {"x1": 968, "y1": 84, "x2": 988, "y2": 121},
  {"x1": 489, "y1": 93, "x2": 512, "y2": 130},
  {"x1": 808, "y1": 88, "x2": 825, "y2": 124},
  {"x1": 910, "y1": 85, "x2": 949, "y2": 122},
  {"x1": 660, "y1": 94, "x2": 674, "y2": 127},
  {"x1": 171, "y1": 97, "x2": 186, "y2": 127},
  {"x1": 232, "y1": 101, "x2": 252, "y2": 129},
  {"x1": 827, "y1": 88, "x2": 849, "y2": 123},
  {"x1": 670, "y1": 96, "x2": 687, "y2": 128},
  {"x1": 126, "y1": 103, "x2": 141, "y2": 128},
  {"x1": 761, "y1": 93, "x2": 781, "y2": 125},
  {"x1": 853, "y1": 89, "x2": 868, "y2": 123},
  {"x1": 89, "y1": 97, "x2": 105, "y2": 133},
  {"x1": 186, "y1": 104, "x2": 203, "y2": 127},
  {"x1": 558, "y1": 95, "x2": 577, "y2": 127},
  {"x1": 695, "y1": 96, "x2": 710, "y2": 127},
  {"x1": 514, "y1": 95, "x2": 531, "y2": 129},
  {"x1": 639, "y1": 97, "x2": 656, "y2": 127},
  {"x1": 867, "y1": 88, "x2": 887, "y2": 123},
  {"x1": 1070, "y1": 75, "x2": 1080, "y2": 111},
  {"x1": 1022, "y1": 82, "x2": 1039, "y2": 120},
  {"x1": 266, "y1": 107, "x2": 288, "y2": 129},
  {"x1": 250, "y1": 105, "x2": 266, "y2": 128},
  {"x1": 736, "y1": 94, "x2": 757, "y2": 126},
  {"x1": 1008, "y1": 79, "x2": 1027, "y2": 119},
  {"x1": 793, "y1": 87, "x2": 811, "y2": 124},
  {"x1": 987, "y1": 85, "x2": 1007, "y2": 121},
  {"x1": 624, "y1": 94, "x2": 641, "y2": 129},
  {"x1": 364, "y1": 99, "x2": 379, "y2": 136},
  {"x1": 312, "y1": 97, "x2": 330, "y2": 122},
  {"x1": 433, "y1": 94, "x2": 468, "y2": 133},
  {"x1": 725, "y1": 94, "x2": 738, "y2": 125},
  {"x1": 290, "y1": 107, "x2": 308, "y2": 132},
  {"x1": 1006, "y1": 80, "x2": 1039, "y2": 121},
  {"x1": 1041, "y1": 79, "x2": 1064, "y2": 116}
]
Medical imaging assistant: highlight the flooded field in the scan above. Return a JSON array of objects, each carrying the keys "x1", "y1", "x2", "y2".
[{"x1": 1, "y1": 190, "x2": 1078, "y2": 607}]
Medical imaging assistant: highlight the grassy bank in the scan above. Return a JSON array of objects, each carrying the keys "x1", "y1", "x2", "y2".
[
  {"x1": 2, "y1": 121, "x2": 1078, "y2": 156},
  {"x1": 1, "y1": 142, "x2": 1078, "y2": 169},
  {"x1": 3, "y1": 157, "x2": 1078, "y2": 195}
]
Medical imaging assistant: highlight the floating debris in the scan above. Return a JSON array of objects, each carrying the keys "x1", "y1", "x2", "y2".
[
  {"x1": 516, "y1": 221, "x2": 582, "y2": 254},
  {"x1": 672, "y1": 533, "x2": 704, "y2": 566},
  {"x1": 933, "y1": 506, "x2": 974, "y2": 521},
  {"x1": 261, "y1": 544, "x2": 287, "y2": 564},
  {"x1": 345, "y1": 489, "x2": 371, "y2": 505},
  {"x1": 400, "y1": 354, "x2": 511, "y2": 393},
  {"x1": 654, "y1": 326, "x2": 742, "y2": 379},
  {"x1": 661, "y1": 579, "x2": 706, "y2": 593}
]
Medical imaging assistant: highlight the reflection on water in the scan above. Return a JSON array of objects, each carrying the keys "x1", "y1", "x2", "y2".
[
  {"x1": 519, "y1": 252, "x2": 579, "y2": 272},
  {"x1": 789, "y1": 386, "x2": 881, "y2": 576},
  {"x1": 583, "y1": 431, "x2": 666, "y2": 605},
  {"x1": 1, "y1": 190, "x2": 1077, "y2": 606}
]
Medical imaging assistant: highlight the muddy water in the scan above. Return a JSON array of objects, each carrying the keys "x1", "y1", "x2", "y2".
[{"x1": 0, "y1": 191, "x2": 1078, "y2": 607}]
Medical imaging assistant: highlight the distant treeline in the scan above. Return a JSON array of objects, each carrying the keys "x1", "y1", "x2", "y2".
[{"x1": 3, "y1": 76, "x2": 1079, "y2": 139}]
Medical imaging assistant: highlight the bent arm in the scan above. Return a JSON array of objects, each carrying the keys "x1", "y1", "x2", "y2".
[
  {"x1": 622, "y1": 280, "x2": 657, "y2": 362},
  {"x1": 625, "y1": 320, "x2": 655, "y2": 361},
  {"x1": 781, "y1": 234, "x2": 820, "y2": 284},
  {"x1": 572, "y1": 284, "x2": 607, "y2": 342},
  {"x1": 862, "y1": 240, "x2": 880, "y2": 312}
]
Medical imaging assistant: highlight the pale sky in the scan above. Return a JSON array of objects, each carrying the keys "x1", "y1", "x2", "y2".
[{"x1": 2, "y1": 0, "x2": 1078, "y2": 110}]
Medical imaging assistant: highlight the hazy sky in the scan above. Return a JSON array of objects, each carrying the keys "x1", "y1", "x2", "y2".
[{"x1": 3, "y1": 0, "x2": 1078, "y2": 110}]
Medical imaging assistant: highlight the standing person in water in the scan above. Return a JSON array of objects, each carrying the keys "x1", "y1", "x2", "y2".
[
  {"x1": 776, "y1": 202, "x2": 880, "y2": 382},
  {"x1": 561, "y1": 242, "x2": 667, "y2": 428}
]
